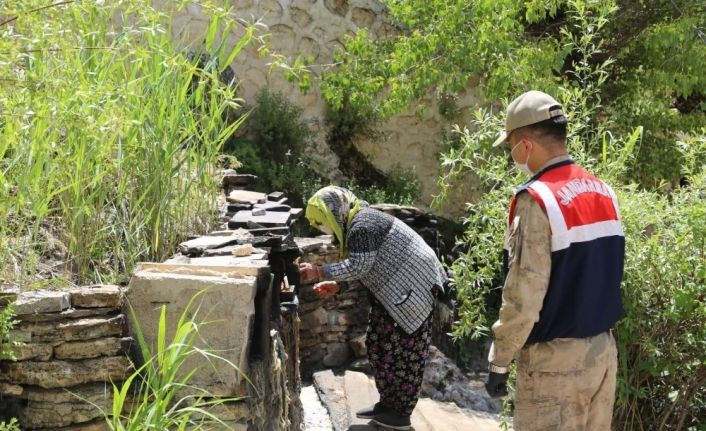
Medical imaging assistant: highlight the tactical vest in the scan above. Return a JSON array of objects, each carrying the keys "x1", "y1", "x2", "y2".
[{"x1": 506, "y1": 160, "x2": 625, "y2": 344}]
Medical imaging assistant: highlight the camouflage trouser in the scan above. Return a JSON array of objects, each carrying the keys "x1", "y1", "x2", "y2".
[{"x1": 514, "y1": 331, "x2": 618, "y2": 431}]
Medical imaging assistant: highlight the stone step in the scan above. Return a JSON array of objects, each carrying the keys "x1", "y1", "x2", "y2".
[{"x1": 312, "y1": 370, "x2": 503, "y2": 431}]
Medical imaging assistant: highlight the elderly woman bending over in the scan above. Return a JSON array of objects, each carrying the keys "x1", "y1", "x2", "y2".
[{"x1": 299, "y1": 186, "x2": 447, "y2": 430}]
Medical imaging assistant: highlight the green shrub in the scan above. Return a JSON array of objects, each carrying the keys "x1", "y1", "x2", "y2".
[
  {"x1": 241, "y1": 88, "x2": 311, "y2": 165},
  {"x1": 0, "y1": 301, "x2": 20, "y2": 361},
  {"x1": 0, "y1": 418, "x2": 20, "y2": 431},
  {"x1": 225, "y1": 88, "x2": 315, "y2": 205},
  {"x1": 347, "y1": 164, "x2": 420, "y2": 206},
  {"x1": 0, "y1": 1, "x2": 257, "y2": 284}
]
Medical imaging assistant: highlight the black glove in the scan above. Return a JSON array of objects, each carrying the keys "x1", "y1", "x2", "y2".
[{"x1": 485, "y1": 371, "x2": 509, "y2": 398}]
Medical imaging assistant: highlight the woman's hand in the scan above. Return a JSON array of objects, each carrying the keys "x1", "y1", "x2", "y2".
[
  {"x1": 299, "y1": 262, "x2": 323, "y2": 284},
  {"x1": 313, "y1": 281, "x2": 340, "y2": 299}
]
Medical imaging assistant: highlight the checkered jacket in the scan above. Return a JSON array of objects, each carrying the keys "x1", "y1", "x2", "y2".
[{"x1": 322, "y1": 208, "x2": 447, "y2": 334}]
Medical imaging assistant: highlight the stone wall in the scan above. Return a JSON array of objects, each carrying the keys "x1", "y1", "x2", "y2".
[
  {"x1": 0, "y1": 180, "x2": 304, "y2": 430},
  {"x1": 0, "y1": 286, "x2": 131, "y2": 430},
  {"x1": 296, "y1": 236, "x2": 370, "y2": 378},
  {"x1": 158, "y1": 0, "x2": 483, "y2": 217},
  {"x1": 0, "y1": 280, "x2": 302, "y2": 431}
]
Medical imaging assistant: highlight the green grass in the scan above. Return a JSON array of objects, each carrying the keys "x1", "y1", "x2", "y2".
[
  {"x1": 0, "y1": 0, "x2": 257, "y2": 286},
  {"x1": 106, "y1": 290, "x2": 247, "y2": 430}
]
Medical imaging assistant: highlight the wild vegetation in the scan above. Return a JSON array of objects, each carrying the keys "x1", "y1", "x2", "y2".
[
  {"x1": 0, "y1": 0, "x2": 258, "y2": 287},
  {"x1": 0, "y1": 301, "x2": 19, "y2": 361},
  {"x1": 226, "y1": 87, "x2": 421, "y2": 206},
  {"x1": 321, "y1": 0, "x2": 705, "y2": 429}
]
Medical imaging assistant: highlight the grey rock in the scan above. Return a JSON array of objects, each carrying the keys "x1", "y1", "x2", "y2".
[
  {"x1": 19, "y1": 397, "x2": 109, "y2": 429},
  {"x1": 290, "y1": 208, "x2": 304, "y2": 220},
  {"x1": 19, "y1": 315, "x2": 125, "y2": 343},
  {"x1": 227, "y1": 190, "x2": 267, "y2": 204},
  {"x1": 70, "y1": 285, "x2": 122, "y2": 309},
  {"x1": 126, "y1": 263, "x2": 263, "y2": 396},
  {"x1": 301, "y1": 307, "x2": 329, "y2": 329},
  {"x1": 222, "y1": 173, "x2": 257, "y2": 188},
  {"x1": 312, "y1": 370, "x2": 349, "y2": 431},
  {"x1": 0, "y1": 382, "x2": 23, "y2": 396},
  {"x1": 13, "y1": 343, "x2": 54, "y2": 361},
  {"x1": 54, "y1": 336, "x2": 132, "y2": 360},
  {"x1": 15, "y1": 382, "x2": 115, "y2": 402},
  {"x1": 14, "y1": 290, "x2": 70, "y2": 315},
  {"x1": 267, "y1": 191, "x2": 285, "y2": 201},
  {"x1": 229, "y1": 210, "x2": 291, "y2": 228},
  {"x1": 19, "y1": 307, "x2": 119, "y2": 323},
  {"x1": 349, "y1": 334, "x2": 367, "y2": 358},
  {"x1": 348, "y1": 358, "x2": 372, "y2": 374},
  {"x1": 253, "y1": 201, "x2": 291, "y2": 212},
  {"x1": 421, "y1": 345, "x2": 502, "y2": 413},
  {"x1": 0, "y1": 356, "x2": 132, "y2": 389},
  {"x1": 323, "y1": 342, "x2": 350, "y2": 368},
  {"x1": 0, "y1": 285, "x2": 20, "y2": 304}
]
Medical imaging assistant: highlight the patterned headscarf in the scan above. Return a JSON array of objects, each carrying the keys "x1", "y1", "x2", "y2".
[{"x1": 305, "y1": 186, "x2": 368, "y2": 258}]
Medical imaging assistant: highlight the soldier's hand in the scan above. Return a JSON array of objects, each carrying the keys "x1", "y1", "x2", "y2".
[{"x1": 485, "y1": 371, "x2": 509, "y2": 398}]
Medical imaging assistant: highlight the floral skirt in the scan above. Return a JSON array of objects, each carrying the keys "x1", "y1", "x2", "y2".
[{"x1": 365, "y1": 296, "x2": 433, "y2": 416}]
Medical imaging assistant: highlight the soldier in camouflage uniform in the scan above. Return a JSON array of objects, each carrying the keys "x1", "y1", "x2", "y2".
[{"x1": 485, "y1": 91, "x2": 624, "y2": 431}]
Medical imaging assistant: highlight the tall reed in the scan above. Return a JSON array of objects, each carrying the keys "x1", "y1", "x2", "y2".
[{"x1": 0, "y1": 0, "x2": 256, "y2": 285}]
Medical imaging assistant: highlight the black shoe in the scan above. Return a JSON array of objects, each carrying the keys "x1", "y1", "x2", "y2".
[
  {"x1": 356, "y1": 402, "x2": 389, "y2": 419},
  {"x1": 371, "y1": 411, "x2": 411, "y2": 430}
]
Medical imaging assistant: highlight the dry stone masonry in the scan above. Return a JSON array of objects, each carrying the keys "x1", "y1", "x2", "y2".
[
  {"x1": 0, "y1": 174, "x2": 306, "y2": 430},
  {"x1": 136, "y1": 175, "x2": 309, "y2": 430},
  {"x1": 0, "y1": 169, "x2": 475, "y2": 430},
  {"x1": 297, "y1": 237, "x2": 371, "y2": 378},
  {"x1": 0, "y1": 286, "x2": 132, "y2": 430}
]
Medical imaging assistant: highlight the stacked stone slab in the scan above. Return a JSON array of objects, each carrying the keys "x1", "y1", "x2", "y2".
[
  {"x1": 124, "y1": 261, "x2": 301, "y2": 430},
  {"x1": 125, "y1": 263, "x2": 265, "y2": 397},
  {"x1": 0, "y1": 286, "x2": 132, "y2": 430},
  {"x1": 141, "y1": 186, "x2": 306, "y2": 430},
  {"x1": 225, "y1": 189, "x2": 303, "y2": 230}
]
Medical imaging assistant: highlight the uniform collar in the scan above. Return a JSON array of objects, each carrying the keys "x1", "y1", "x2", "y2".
[
  {"x1": 536, "y1": 154, "x2": 572, "y2": 173},
  {"x1": 518, "y1": 154, "x2": 573, "y2": 190}
]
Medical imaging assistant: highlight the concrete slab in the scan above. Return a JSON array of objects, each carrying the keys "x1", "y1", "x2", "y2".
[
  {"x1": 313, "y1": 371, "x2": 503, "y2": 431},
  {"x1": 137, "y1": 262, "x2": 266, "y2": 277},
  {"x1": 313, "y1": 370, "x2": 350, "y2": 431},
  {"x1": 187, "y1": 255, "x2": 269, "y2": 267},
  {"x1": 126, "y1": 263, "x2": 269, "y2": 396},
  {"x1": 413, "y1": 398, "x2": 503, "y2": 431},
  {"x1": 290, "y1": 208, "x2": 304, "y2": 220},
  {"x1": 344, "y1": 370, "x2": 380, "y2": 427},
  {"x1": 267, "y1": 191, "x2": 285, "y2": 201}
]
